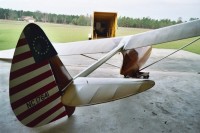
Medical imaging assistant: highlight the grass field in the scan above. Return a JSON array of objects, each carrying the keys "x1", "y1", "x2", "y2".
[{"x1": 0, "y1": 20, "x2": 199, "y2": 54}]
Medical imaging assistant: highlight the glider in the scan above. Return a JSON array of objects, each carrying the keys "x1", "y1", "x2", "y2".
[{"x1": 0, "y1": 20, "x2": 200, "y2": 127}]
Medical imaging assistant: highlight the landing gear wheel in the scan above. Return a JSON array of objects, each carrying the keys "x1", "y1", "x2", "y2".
[
  {"x1": 143, "y1": 75, "x2": 149, "y2": 79},
  {"x1": 140, "y1": 72, "x2": 149, "y2": 79},
  {"x1": 124, "y1": 72, "x2": 149, "y2": 79}
]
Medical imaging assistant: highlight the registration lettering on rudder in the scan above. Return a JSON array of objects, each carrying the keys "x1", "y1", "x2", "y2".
[{"x1": 26, "y1": 92, "x2": 49, "y2": 109}]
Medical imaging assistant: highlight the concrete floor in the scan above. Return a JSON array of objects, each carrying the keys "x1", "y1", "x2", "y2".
[{"x1": 0, "y1": 48, "x2": 200, "y2": 133}]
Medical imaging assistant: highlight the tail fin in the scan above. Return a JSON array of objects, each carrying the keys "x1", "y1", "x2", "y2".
[{"x1": 9, "y1": 23, "x2": 74, "y2": 127}]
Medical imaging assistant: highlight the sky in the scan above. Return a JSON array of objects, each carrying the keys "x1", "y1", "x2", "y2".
[{"x1": 0, "y1": 0, "x2": 200, "y2": 21}]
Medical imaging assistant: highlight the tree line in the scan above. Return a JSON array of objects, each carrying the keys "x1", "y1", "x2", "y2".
[
  {"x1": 0, "y1": 8, "x2": 91, "y2": 26},
  {"x1": 118, "y1": 16, "x2": 178, "y2": 29},
  {"x1": 0, "y1": 8, "x2": 199, "y2": 29}
]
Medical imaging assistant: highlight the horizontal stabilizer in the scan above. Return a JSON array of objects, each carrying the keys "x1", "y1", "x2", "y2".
[{"x1": 62, "y1": 77, "x2": 155, "y2": 106}]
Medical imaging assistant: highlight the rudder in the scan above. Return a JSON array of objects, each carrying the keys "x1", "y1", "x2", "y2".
[{"x1": 9, "y1": 23, "x2": 75, "y2": 127}]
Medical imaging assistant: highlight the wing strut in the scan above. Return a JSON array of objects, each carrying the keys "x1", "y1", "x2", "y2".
[
  {"x1": 140, "y1": 37, "x2": 200, "y2": 71},
  {"x1": 74, "y1": 36, "x2": 131, "y2": 78}
]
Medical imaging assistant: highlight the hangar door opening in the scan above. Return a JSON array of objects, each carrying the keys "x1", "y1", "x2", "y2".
[{"x1": 92, "y1": 12, "x2": 117, "y2": 39}]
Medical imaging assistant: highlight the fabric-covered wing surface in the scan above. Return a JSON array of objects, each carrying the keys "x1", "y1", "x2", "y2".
[
  {"x1": 0, "y1": 49, "x2": 14, "y2": 59},
  {"x1": 53, "y1": 37, "x2": 122, "y2": 56},
  {"x1": 0, "y1": 37, "x2": 122, "y2": 59},
  {"x1": 1, "y1": 20, "x2": 200, "y2": 59},
  {"x1": 124, "y1": 20, "x2": 200, "y2": 49}
]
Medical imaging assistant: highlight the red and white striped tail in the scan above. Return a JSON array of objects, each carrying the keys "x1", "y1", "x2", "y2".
[{"x1": 9, "y1": 24, "x2": 71, "y2": 127}]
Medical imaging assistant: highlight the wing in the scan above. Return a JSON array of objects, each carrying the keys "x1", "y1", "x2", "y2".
[
  {"x1": 124, "y1": 20, "x2": 200, "y2": 49},
  {"x1": 54, "y1": 20, "x2": 200, "y2": 54},
  {"x1": 0, "y1": 20, "x2": 200, "y2": 60},
  {"x1": 53, "y1": 37, "x2": 122, "y2": 56},
  {"x1": 0, "y1": 37, "x2": 122, "y2": 60},
  {"x1": 0, "y1": 49, "x2": 14, "y2": 60}
]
